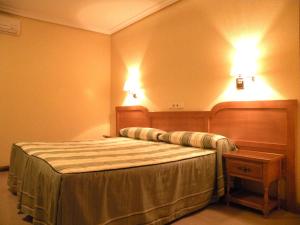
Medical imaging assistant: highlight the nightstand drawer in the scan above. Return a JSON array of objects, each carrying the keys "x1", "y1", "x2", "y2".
[{"x1": 227, "y1": 159, "x2": 263, "y2": 179}]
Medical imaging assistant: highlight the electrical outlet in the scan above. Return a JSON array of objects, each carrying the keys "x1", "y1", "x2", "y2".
[{"x1": 169, "y1": 102, "x2": 184, "y2": 110}]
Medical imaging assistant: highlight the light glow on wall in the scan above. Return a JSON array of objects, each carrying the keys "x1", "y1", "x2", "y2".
[
  {"x1": 230, "y1": 36, "x2": 260, "y2": 77},
  {"x1": 123, "y1": 66, "x2": 145, "y2": 106},
  {"x1": 123, "y1": 67, "x2": 140, "y2": 95},
  {"x1": 215, "y1": 34, "x2": 284, "y2": 101},
  {"x1": 199, "y1": 0, "x2": 286, "y2": 101},
  {"x1": 216, "y1": 75, "x2": 283, "y2": 103}
]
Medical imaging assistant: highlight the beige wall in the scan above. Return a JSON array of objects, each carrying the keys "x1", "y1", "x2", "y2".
[
  {"x1": 0, "y1": 15, "x2": 111, "y2": 166},
  {"x1": 111, "y1": 0, "x2": 300, "y2": 201}
]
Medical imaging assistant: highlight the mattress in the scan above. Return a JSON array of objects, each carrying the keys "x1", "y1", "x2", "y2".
[
  {"x1": 16, "y1": 137, "x2": 215, "y2": 173},
  {"x1": 8, "y1": 137, "x2": 229, "y2": 225}
]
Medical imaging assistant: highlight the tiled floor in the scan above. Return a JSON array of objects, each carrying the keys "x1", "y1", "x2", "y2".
[{"x1": 1, "y1": 171, "x2": 300, "y2": 225}]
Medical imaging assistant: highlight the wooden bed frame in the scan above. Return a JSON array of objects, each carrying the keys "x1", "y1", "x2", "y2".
[{"x1": 116, "y1": 100, "x2": 297, "y2": 212}]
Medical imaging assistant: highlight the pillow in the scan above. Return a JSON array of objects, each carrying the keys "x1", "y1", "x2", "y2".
[
  {"x1": 119, "y1": 127, "x2": 166, "y2": 141},
  {"x1": 159, "y1": 131, "x2": 236, "y2": 151}
]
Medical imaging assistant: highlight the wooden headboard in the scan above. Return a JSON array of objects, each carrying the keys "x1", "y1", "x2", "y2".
[{"x1": 115, "y1": 100, "x2": 297, "y2": 211}]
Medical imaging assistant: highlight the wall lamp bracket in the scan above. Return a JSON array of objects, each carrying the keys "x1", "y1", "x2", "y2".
[
  {"x1": 126, "y1": 90, "x2": 137, "y2": 98},
  {"x1": 236, "y1": 76, "x2": 244, "y2": 89},
  {"x1": 235, "y1": 74, "x2": 255, "y2": 90}
]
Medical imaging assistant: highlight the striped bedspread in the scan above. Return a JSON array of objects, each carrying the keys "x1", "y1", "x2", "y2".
[{"x1": 16, "y1": 137, "x2": 215, "y2": 174}]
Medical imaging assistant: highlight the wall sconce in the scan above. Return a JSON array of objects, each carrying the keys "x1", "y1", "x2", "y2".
[
  {"x1": 236, "y1": 75, "x2": 244, "y2": 89},
  {"x1": 123, "y1": 85, "x2": 137, "y2": 98},
  {"x1": 234, "y1": 74, "x2": 255, "y2": 90}
]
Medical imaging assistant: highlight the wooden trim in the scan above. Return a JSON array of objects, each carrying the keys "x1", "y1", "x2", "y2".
[
  {"x1": 234, "y1": 140, "x2": 287, "y2": 152},
  {"x1": 0, "y1": 166, "x2": 9, "y2": 171},
  {"x1": 109, "y1": 0, "x2": 180, "y2": 34},
  {"x1": 0, "y1": 0, "x2": 180, "y2": 34}
]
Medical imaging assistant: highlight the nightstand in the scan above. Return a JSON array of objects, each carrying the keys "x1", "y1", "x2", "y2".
[{"x1": 223, "y1": 150, "x2": 284, "y2": 216}]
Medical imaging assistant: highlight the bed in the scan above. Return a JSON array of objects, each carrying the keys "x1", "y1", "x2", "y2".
[
  {"x1": 7, "y1": 100, "x2": 297, "y2": 225},
  {"x1": 8, "y1": 133, "x2": 234, "y2": 225}
]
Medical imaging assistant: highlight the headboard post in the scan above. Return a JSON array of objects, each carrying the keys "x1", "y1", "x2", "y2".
[{"x1": 115, "y1": 106, "x2": 150, "y2": 136}]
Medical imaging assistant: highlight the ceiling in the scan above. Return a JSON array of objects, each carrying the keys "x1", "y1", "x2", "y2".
[{"x1": 0, "y1": 0, "x2": 179, "y2": 34}]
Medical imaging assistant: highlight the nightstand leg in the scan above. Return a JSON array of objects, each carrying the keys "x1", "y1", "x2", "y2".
[
  {"x1": 263, "y1": 186, "x2": 269, "y2": 217},
  {"x1": 278, "y1": 160, "x2": 282, "y2": 210},
  {"x1": 277, "y1": 180, "x2": 281, "y2": 210},
  {"x1": 226, "y1": 176, "x2": 231, "y2": 206}
]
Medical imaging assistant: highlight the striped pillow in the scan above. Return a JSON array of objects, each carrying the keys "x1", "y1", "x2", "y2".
[
  {"x1": 119, "y1": 127, "x2": 166, "y2": 141},
  {"x1": 159, "y1": 131, "x2": 236, "y2": 151}
]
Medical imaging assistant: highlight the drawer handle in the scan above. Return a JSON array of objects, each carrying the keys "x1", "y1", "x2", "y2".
[{"x1": 237, "y1": 166, "x2": 251, "y2": 173}]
